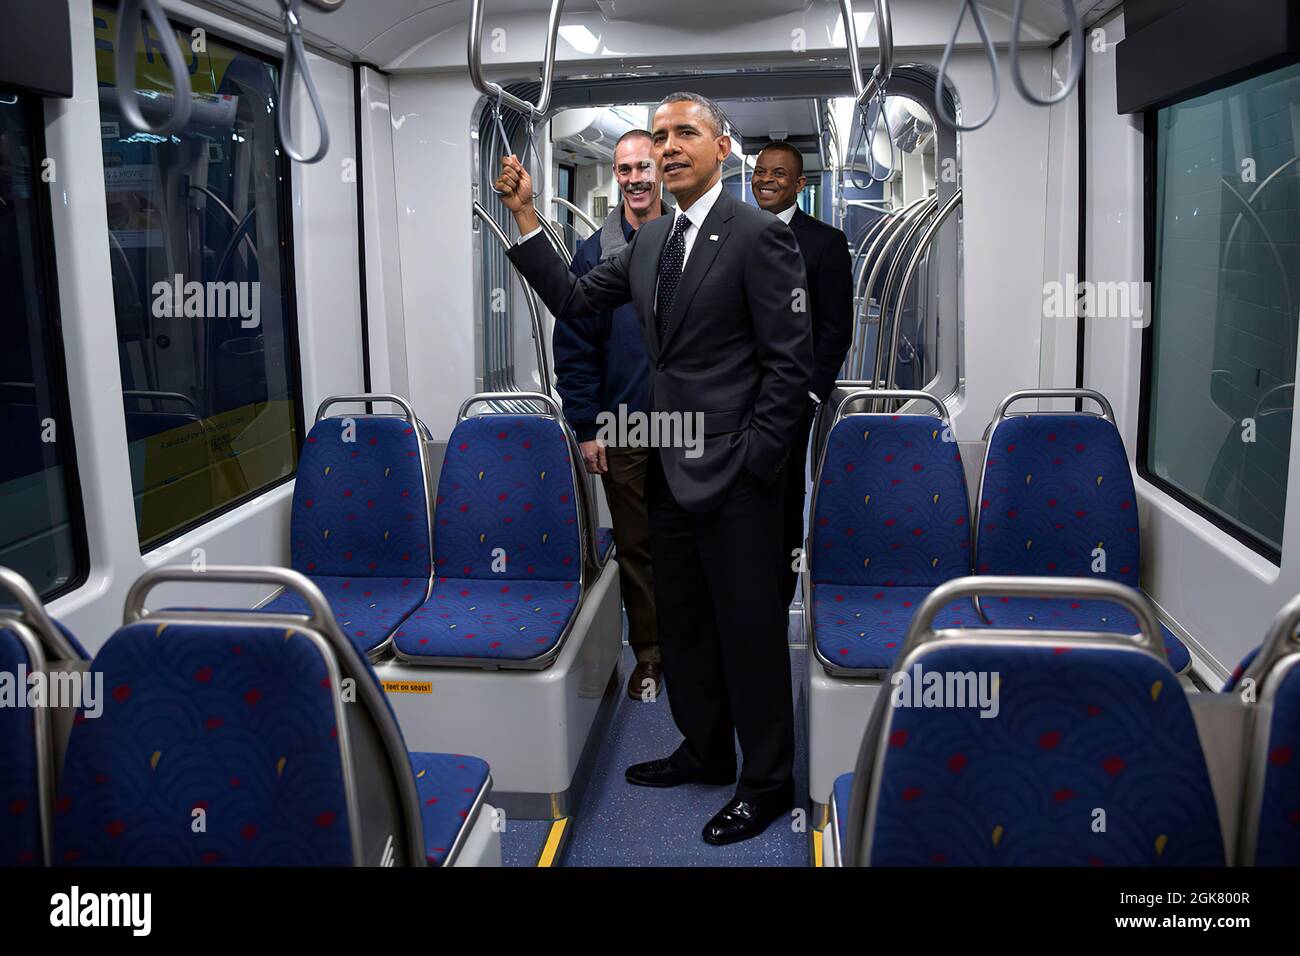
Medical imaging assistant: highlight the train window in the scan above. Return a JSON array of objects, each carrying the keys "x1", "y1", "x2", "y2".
[
  {"x1": 1143, "y1": 61, "x2": 1300, "y2": 560},
  {"x1": 93, "y1": 5, "x2": 303, "y2": 550},
  {"x1": 0, "y1": 91, "x2": 88, "y2": 598}
]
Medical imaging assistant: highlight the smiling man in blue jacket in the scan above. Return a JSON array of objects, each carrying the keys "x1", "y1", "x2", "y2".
[{"x1": 552, "y1": 128, "x2": 668, "y2": 700}]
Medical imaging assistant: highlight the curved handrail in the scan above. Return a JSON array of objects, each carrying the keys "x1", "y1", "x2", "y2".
[
  {"x1": 870, "y1": 197, "x2": 940, "y2": 401},
  {"x1": 276, "y1": 0, "x2": 331, "y2": 164},
  {"x1": 458, "y1": 390, "x2": 562, "y2": 421},
  {"x1": 837, "y1": 0, "x2": 893, "y2": 108},
  {"x1": 474, "y1": 200, "x2": 555, "y2": 396},
  {"x1": 123, "y1": 389, "x2": 202, "y2": 418},
  {"x1": 0, "y1": 566, "x2": 83, "y2": 661},
  {"x1": 468, "y1": 0, "x2": 565, "y2": 119},
  {"x1": 537, "y1": 216, "x2": 573, "y2": 266},
  {"x1": 838, "y1": 0, "x2": 895, "y2": 188},
  {"x1": 315, "y1": 392, "x2": 419, "y2": 425},
  {"x1": 992, "y1": 386, "x2": 1116, "y2": 424},
  {"x1": 885, "y1": 189, "x2": 963, "y2": 396},
  {"x1": 850, "y1": 198, "x2": 931, "y2": 379},
  {"x1": 1009, "y1": 0, "x2": 1084, "y2": 108},
  {"x1": 115, "y1": 0, "x2": 193, "y2": 136},
  {"x1": 551, "y1": 196, "x2": 598, "y2": 234},
  {"x1": 845, "y1": 208, "x2": 904, "y2": 375},
  {"x1": 830, "y1": 388, "x2": 952, "y2": 428},
  {"x1": 935, "y1": 0, "x2": 1000, "y2": 132}
]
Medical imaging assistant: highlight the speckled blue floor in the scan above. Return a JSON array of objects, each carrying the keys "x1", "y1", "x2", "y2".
[
  {"x1": 500, "y1": 818, "x2": 553, "y2": 866},
  {"x1": 558, "y1": 642, "x2": 811, "y2": 867}
]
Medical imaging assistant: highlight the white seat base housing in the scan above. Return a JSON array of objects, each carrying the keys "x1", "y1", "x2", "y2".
[
  {"x1": 374, "y1": 561, "x2": 623, "y2": 818},
  {"x1": 807, "y1": 640, "x2": 884, "y2": 817},
  {"x1": 451, "y1": 802, "x2": 503, "y2": 866}
]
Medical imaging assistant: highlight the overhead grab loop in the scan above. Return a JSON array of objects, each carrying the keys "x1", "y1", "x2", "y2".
[
  {"x1": 469, "y1": 0, "x2": 566, "y2": 201},
  {"x1": 837, "y1": 0, "x2": 895, "y2": 189},
  {"x1": 935, "y1": 0, "x2": 1000, "y2": 132},
  {"x1": 115, "y1": 0, "x2": 194, "y2": 136},
  {"x1": 1009, "y1": 0, "x2": 1084, "y2": 107},
  {"x1": 276, "y1": 0, "x2": 332, "y2": 164}
]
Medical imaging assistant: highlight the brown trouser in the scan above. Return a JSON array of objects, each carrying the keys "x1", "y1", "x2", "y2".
[{"x1": 602, "y1": 445, "x2": 660, "y2": 664}]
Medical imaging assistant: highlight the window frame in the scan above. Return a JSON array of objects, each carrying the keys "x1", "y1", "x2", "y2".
[
  {"x1": 3, "y1": 89, "x2": 92, "y2": 601},
  {"x1": 1135, "y1": 93, "x2": 1289, "y2": 566},
  {"x1": 93, "y1": 3, "x2": 307, "y2": 554}
]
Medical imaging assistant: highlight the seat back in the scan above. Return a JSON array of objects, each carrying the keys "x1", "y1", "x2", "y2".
[
  {"x1": 0, "y1": 567, "x2": 88, "y2": 867},
  {"x1": 809, "y1": 391, "x2": 970, "y2": 588},
  {"x1": 843, "y1": 577, "x2": 1224, "y2": 866},
  {"x1": 975, "y1": 390, "x2": 1138, "y2": 584},
  {"x1": 1237, "y1": 595, "x2": 1300, "y2": 866},
  {"x1": 52, "y1": 567, "x2": 428, "y2": 867},
  {"x1": 290, "y1": 395, "x2": 433, "y2": 582},
  {"x1": 434, "y1": 396, "x2": 586, "y2": 583}
]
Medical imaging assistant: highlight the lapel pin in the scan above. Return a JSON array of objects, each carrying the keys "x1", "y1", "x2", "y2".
[{"x1": 709, "y1": 234, "x2": 719, "y2": 241}]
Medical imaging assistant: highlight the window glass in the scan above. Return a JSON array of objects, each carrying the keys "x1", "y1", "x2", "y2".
[
  {"x1": 93, "y1": 5, "x2": 301, "y2": 549},
  {"x1": 0, "y1": 91, "x2": 87, "y2": 597},
  {"x1": 1146, "y1": 62, "x2": 1300, "y2": 557}
]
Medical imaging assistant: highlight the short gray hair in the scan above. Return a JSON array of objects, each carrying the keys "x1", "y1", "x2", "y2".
[{"x1": 654, "y1": 92, "x2": 729, "y2": 138}]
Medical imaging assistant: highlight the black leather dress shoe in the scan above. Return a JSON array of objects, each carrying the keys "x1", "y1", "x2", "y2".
[
  {"x1": 625, "y1": 757, "x2": 735, "y2": 788},
  {"x1": 701, "y1": 796, "x2": 791, "y2": 846}
]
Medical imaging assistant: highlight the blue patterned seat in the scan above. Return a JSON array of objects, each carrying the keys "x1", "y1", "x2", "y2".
[
  {"x1": 812, "y1": 586, "x2": 983, "y2": 670},
  {"x1": 53, "y1": 617, "x2": 494, "y2": 867},
  {"x1": 849, "y1": 642, "x2": 1224, "y2": 866},
  {"x1": 272, "y1": 415, "x2": 432, "y2": 654},
  {"x1": 409, "y1": 752, "x2": 491, "y2": 866},
  {"x1": 810, "y1": 413, "x2": 974, "y2": 673},
  {"x1": 976, "y1": 413, "x2": 1191, "y2": 672},
  {"x1": 596, "y1": 526, "x2": 615, "y2": 562},
  {"x1": 0, "y1": 626, "x2": 43, "y2": 867},
  {"x1": 1243, "y1": 653, "x2": 1300, "y2": 866},
  {"x1": 53, "y1": 621, "x2": 356, "y2": 866},
  {"x1": 394, "y1": 415, "x2": 583, "y2": 665}
]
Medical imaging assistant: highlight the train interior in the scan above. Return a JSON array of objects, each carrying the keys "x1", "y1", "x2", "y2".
[{"x1": 0, "y1": 0, "x2": 1298, "y2": 875}]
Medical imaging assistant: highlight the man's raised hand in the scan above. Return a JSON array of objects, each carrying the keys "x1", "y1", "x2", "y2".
[{"x1": 495, "y1": 155, "x2": 533, "y2": 211}]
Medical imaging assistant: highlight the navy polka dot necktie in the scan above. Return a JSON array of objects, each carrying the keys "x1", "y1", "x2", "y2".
[{"x1": 655, "y1": 214, "x2": 692, "y2": 338}]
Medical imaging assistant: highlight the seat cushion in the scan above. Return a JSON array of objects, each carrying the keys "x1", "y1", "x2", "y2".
[
  {"x1": 980, "y1": 596, "x2": 1192, "y2": 674},
  {"x1": 393, "y1": 578, "x2": 580, "y2": 662},
  {"x1": 868, "y1": 643, "x2": 1224, "y2": 866},
  {"x1": 0, "y1": 627, "x2": 41, "y2": 866},
  {"x1": 409, "y1": 752, "x2": 491, "y2": 866},
  {"x1": 596, "y1": 526, "x2": 615, "y2": 562},
  {"x1": 54, "y1": 622, "x2": 354, "y2": 866},
  {"x1": 812, "y1": 414, "x2": 972, "y2": 588},
  {"x1": 811, "y1": 584, "x2": 985, "y2": 671},
  {"x1": 261, "y1": 575, "x2": 426, "y2": 654}
]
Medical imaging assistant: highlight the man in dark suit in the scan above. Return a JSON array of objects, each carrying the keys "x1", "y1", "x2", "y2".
[
  {"x1": 496, "y1": 92, "x2": 812, "y2": 845},
  {"x1": 751, "y1": 142, "x2": 854, "y2": 609}
]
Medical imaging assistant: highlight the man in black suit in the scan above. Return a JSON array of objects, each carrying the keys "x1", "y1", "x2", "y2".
[
  {"x1": 751, "y1": 142, "x2": 854, "y2": 609},
  {"x1": 496, "y1": 92, "x2": 812, "y2": 845}
]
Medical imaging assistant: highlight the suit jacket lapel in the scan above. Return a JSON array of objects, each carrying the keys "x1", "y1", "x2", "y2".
[{"x1": 660, "y1": 192, "x2": 734, "y2": 354}]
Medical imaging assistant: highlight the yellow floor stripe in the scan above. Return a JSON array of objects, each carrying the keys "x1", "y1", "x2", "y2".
[
  {"x1": 812, "y1": 828, "x2": 824, "y2": 868},
  {"x1": 537, "y1": 817, "x2": 569, "y2": 867}
]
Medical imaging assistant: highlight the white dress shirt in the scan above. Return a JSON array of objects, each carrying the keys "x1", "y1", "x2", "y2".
[{"x1": 773, "y1": 203, "x2": 797, "y2": 225}]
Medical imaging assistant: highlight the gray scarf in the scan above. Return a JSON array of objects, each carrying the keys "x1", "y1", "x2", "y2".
[{"x1": 597, "y1": 200, "x2": 674, "y2": 260}]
